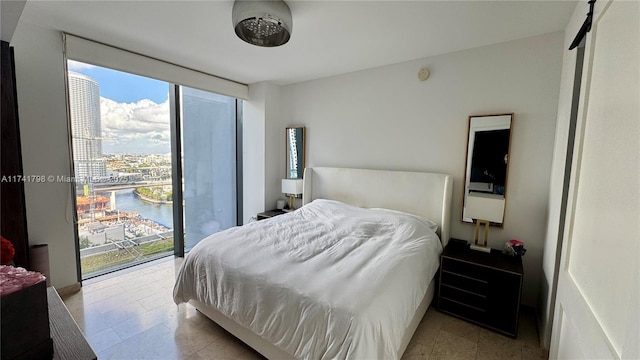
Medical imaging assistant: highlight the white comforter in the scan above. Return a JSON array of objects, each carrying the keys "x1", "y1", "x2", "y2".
[{"x1": 173, "y1": 199, "x2": 443, "y2": 359}]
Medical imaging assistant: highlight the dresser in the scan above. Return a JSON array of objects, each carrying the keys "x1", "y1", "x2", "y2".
[
  {"x1": 437, "y1": 242, "x2": 523, "y2": 337},
  {"x1": 48, "y1": 287, "x2": 97, "y2": 359}
]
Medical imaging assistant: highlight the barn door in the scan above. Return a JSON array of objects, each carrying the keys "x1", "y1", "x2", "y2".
[{"x1": 549, "y1": 0, "x2": 639, "y2": 359}]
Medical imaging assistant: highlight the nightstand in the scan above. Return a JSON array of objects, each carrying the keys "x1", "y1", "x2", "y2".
[
  {"x1": 437, "y1": 240, "x2": 523, "y2": 337},
  {"x1": 256, "y1": 209, "x2": 287, "y2": 220}
]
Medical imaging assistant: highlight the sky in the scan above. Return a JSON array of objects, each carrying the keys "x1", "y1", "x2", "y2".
[{"x1": 68, "y1": 60, "x2": 171, "y2": 154}]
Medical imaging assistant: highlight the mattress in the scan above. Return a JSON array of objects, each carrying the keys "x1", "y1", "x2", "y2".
[{"x1": 173, "y1": 199, "x2": 443, "y2": 359}]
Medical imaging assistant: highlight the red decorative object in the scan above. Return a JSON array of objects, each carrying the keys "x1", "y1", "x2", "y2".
[
  {"x1": 1, "y1": 236, "x2": 15, "y2": 265},
  {"x1": 503, "y1": 239, "x2": 527, "y2": 257}
]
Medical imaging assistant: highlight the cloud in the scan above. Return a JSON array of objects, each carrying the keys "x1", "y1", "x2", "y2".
[
  {"x1": 68, "y1": 60, "x2": 97, "y2": 71},
  {"x1": 100, "y1": 97, "x2": 171, "y2": 154}
]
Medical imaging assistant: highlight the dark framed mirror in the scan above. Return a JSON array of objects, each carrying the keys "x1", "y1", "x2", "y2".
[
  {"x1": 462, "y1": 114, "x2": 513, "y2": 226},
  {"x1": 285, "y1": 126, "x2": 305, "y2": 179}
]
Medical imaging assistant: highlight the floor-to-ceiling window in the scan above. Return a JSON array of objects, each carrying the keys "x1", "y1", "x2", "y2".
[
  {"x1": 66, "y1": 61, "x2": 241, "y2": 279},
  {"x1": 67, "y1": 61, "x2": 174, "y2": 278}
]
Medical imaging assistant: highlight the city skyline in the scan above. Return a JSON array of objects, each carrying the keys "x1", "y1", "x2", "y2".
[{"x1": 68, "y1": 60, "x2": 171, "y2": 155}]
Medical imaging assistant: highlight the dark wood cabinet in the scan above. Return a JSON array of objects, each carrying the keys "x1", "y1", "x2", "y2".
[
  {"x1": 437, "y1": 241, "x2": 523, "y2": 337},
  {"x1": 48, "y1": 287, "x2": 97, "y2": 359},
  {"x1": 1, "y1": 40, "x2": 30, "y2": 267},
  {"x1": 257, "y1": 209, "x2": 287, "y2": 220}
]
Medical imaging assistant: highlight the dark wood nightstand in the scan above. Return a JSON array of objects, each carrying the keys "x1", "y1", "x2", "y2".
[
  {"x1": 256, "y1": 209, "x2": 287, "y2": 220},
  {"x1": 437, "y1": 240, "x2": 523, "y2": 337}
]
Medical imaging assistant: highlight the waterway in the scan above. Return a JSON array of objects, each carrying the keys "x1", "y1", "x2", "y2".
[{"x1": 103, "y1": 189, "x2": 174, "y2": 229}]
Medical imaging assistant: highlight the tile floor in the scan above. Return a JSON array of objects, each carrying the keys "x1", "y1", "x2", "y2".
[{"x1": 61, "y1": 257, "x2": 548, "y2": 360}]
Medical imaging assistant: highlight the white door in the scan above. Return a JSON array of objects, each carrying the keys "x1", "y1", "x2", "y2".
[{"x1": 549, "y1": 0, "x2": 639, "y2": 359}]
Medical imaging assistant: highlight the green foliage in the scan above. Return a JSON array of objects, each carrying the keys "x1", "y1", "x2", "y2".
[
  {"x1": 135, "y1": 186, "x2": 171, "y2": 202},
  {"x1": 79, "y1": 236, "x2": 91, "y2": 249},
  {"x1": 80, "y1": 238, "x2": 174, "y2": 276}
]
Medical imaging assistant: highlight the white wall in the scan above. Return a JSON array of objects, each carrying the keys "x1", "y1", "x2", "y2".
[
  {"x1": 11, "y1": 21, "x2": 78, "y2": 289},
  {"x1": 538, "y1": 2, "x2": 582, "y2": 349},
  {"x1": 0, "y1": 0, "x2": 26, "y2": 42},
  {"x1": 276, "y1": 32, "x2": 565, "y2": 306},
  {"x1": 243, "y1": 83, "x2": 268, "y2": 224},
  {"x1": 262, "y1": 83, "x2": 285, "y2": 211},
  {"x1": 243, "y1": 82, "x2": 285, "y2": 221}
]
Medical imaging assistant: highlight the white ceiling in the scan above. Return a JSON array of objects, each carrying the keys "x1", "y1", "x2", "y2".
[{"x1": 18, "y1": 0, "x2": 577, "y2": 85}]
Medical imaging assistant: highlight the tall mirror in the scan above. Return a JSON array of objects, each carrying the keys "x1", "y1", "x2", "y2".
[
  {"x1": 286, "y1": 127, "x2": 305, "y2": 179},
  {"x1": 462, "y1": 114, "x2": 513, "y2": 226}
]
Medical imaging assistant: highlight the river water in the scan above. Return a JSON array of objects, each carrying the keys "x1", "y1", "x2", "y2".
[{"x1": 108, "y1": 189, "x2": 174, "y2": 229}]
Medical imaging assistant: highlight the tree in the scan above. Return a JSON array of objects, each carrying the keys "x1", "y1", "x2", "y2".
[{"x1": 79, "y1": 236, "x2": 91, "y2": 249}]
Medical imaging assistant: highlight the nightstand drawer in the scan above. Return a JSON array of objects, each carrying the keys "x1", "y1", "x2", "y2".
[
  {"x1": 440, "y1": 270, "x2": 488, "y2": 295},
  {"x1": 440, "y1": 283, "x2": 487, "y2": 310},
  {"x1": 438, "y1": 297, "x2": 487, "y2": 324},
  {"x1": 441, "y1": 257, "x2": 492, "y2": 282}
]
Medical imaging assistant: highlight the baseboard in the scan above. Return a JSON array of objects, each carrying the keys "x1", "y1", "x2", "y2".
[
  {"x1": 55, "y1": 283, "x2": 81, "y2": 298},
  {"x1": 520, "y1": 305, "x2": 547, "y2": 351}
]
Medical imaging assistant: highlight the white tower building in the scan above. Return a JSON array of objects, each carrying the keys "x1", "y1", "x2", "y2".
[{"x1": 68, "y1": 71, "x2": 107, "y2": 180}]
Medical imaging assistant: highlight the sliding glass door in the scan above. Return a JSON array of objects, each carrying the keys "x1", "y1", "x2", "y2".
[{"x1": 180, "y1": 87, "x2": 238, "y2": 251}]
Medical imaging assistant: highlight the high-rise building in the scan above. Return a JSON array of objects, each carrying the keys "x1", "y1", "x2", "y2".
[{"x1": 68, "y1": 71, "x2": 107, "y2": 180}]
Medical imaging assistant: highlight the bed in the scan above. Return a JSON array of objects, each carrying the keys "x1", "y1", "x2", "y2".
[{"x1": 173, "y1": 167, "x2": 453, "y2": 359}]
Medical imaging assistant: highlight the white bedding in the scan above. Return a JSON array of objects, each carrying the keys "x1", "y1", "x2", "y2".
[{"x1": 173, "y1": 199, "x2": 443, "y2": 359}]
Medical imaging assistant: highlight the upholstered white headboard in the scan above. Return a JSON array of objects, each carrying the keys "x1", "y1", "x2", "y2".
[{"x1": 302, "y1": 167, "x2": 454, "y2": 247}]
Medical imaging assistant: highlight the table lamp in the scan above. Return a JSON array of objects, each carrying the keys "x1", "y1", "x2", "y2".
[{"x1": 281, "y1": 179, "x2": 303, "y2": 211}]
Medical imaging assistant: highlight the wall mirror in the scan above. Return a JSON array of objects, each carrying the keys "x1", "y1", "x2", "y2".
[
  {"x1": 462, "y1": 114, "x2": 513, "y2": 226},
  {"x1": 285, "y1": 126, "x2": 305, "y2": 179}
]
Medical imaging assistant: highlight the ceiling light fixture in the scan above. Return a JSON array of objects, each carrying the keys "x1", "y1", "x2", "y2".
[{"x1": 232, "y1": 0, "x2": 292, "y2": 47}]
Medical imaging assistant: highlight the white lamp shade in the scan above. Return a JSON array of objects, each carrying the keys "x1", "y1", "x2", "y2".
[
  {"x1": 464, "y1": 193, "x2": 505, "y2": 223},
  {"x1": 282, "y1": 179, "x2": 303, "y2": 195}
]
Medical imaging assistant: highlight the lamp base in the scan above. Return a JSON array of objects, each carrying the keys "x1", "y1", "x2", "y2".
[
  {"x1": 473, "y1": 219, "x2": 490, "y2": 247},
  {"x1": 470, "y1": 244, "x2": 491, "y2": 253},
  {"x1": 288, "y1": 195, "x2": 296, "y2": 211}
]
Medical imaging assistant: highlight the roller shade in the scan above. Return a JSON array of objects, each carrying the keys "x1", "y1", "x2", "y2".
[{"x1": 63, "y1": 33, "x2": 248, "y2": 100}]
